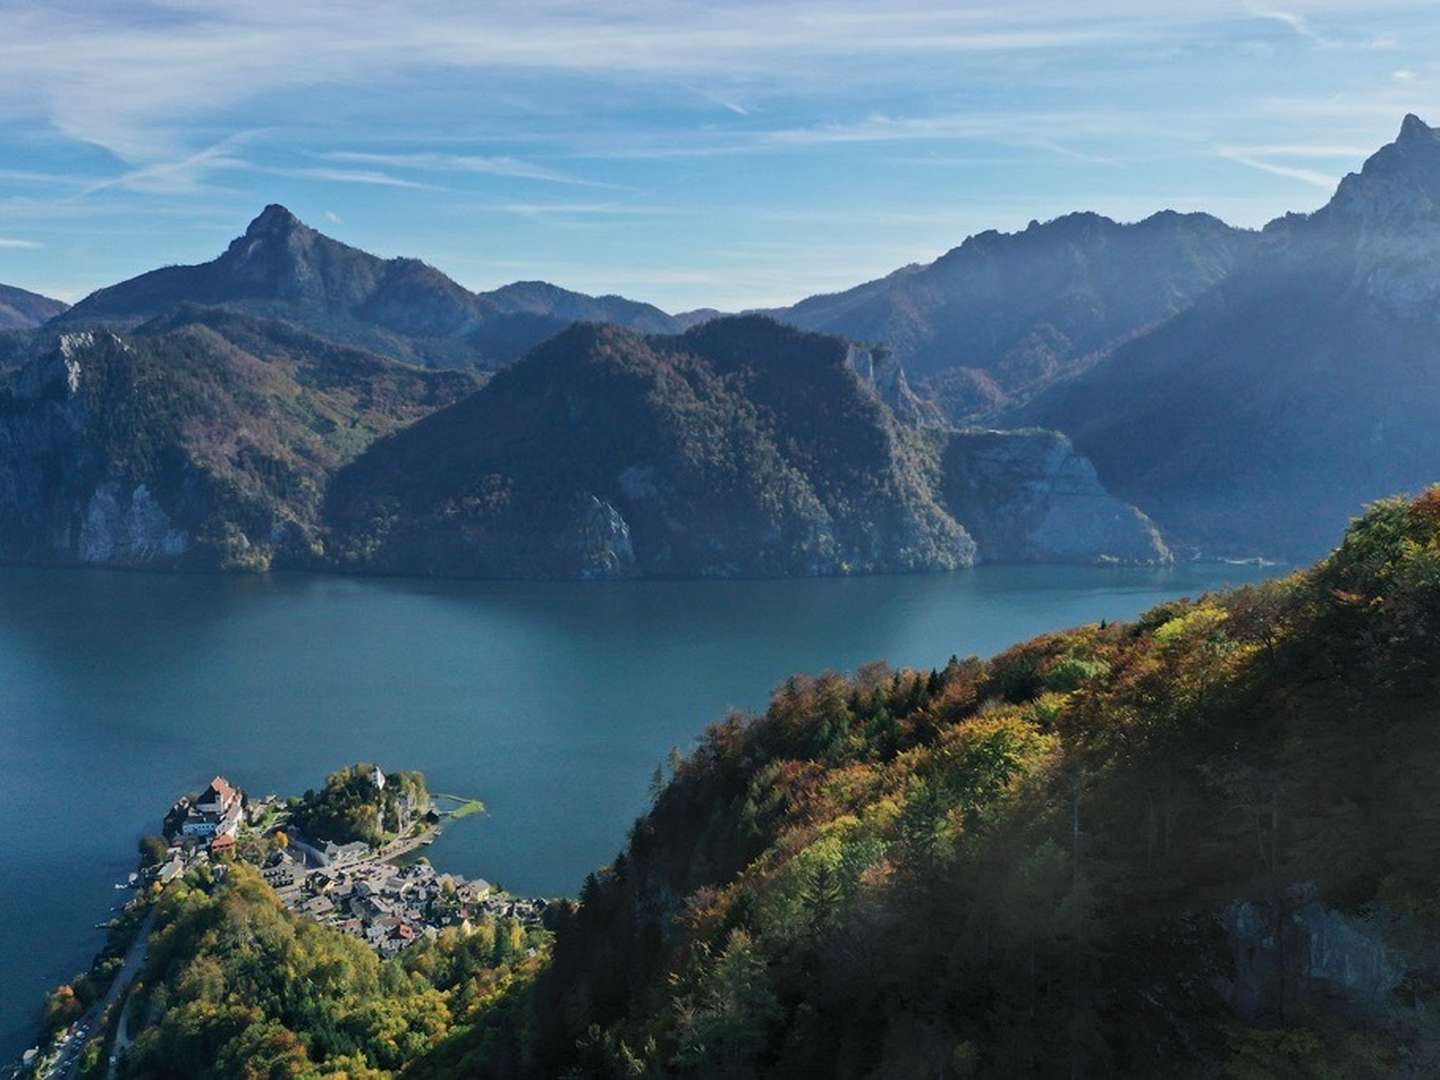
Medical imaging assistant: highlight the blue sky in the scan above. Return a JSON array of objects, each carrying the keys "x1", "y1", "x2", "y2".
[{"x1": 0, "y1": 1, "x2": 1437, "y2": 312}]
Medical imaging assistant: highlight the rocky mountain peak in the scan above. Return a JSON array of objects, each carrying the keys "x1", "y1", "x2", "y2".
[
  {"x1": 245, "y1": 204, "x2": 306, "y2": 239},
  {"x1": 1399, "y1": 112, "x2": 1435, "y2": 142},
  {"x1": 1321, "y1": 113, "x2": 1440, "y2": 230}
]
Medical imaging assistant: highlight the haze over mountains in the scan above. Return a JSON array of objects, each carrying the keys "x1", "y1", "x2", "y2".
[
  {"x1": 763, "y1": 209, "x2": 1257, "y2": 419},
  {"x1": 4, "y1": 115, "x2": 1440, "y2": 567},
  {"x1": 1017, "y1": 114, "x2": 1440, "y2": 558}
]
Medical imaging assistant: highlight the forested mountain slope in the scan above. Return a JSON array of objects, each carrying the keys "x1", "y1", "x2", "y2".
[
  {"x1": 519, "y1": 487, "x2": 1440, "y2": 1078},
  {"x1": 325, "y1": 316, "x2": 976, "y2": 579},
  {"x1": 326, "y1": 316, "x2": 1167, "y2": 579},
  {"x1": 0, "y1": 318, "x2": 476, "y2": 570}
]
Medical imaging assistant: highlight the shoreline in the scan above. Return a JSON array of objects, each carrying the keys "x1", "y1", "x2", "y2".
[{"x1": 7, "y1": 771, "x2": 538, "y2": 1080}]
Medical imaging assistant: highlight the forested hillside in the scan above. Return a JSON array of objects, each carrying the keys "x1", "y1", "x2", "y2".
[
  {"x1": 80, "y1": 487, "x2": 1440, "y2": 1078},
  {"x1": 0, "y1": 320, "x2": 476, "y2": 570},
  {"x1": 115, "y1": 865, "x2": 543, "y2": 1080},
  {"x1": 326, "y1": 316, "x2": 977, "y2": 580},
  {"x1": 0, "y1": 284, "x2": 67, "y2": 332},
  {"x1": 326, "y1": 316, "x2": 1165, "y2": 579},
  {"x1": 517, "y1": 487, "x2": 1440, "y2": 1077}
]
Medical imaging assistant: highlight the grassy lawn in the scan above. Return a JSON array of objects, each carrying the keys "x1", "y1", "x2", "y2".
[{"x1": 433, "y1": 794, "x2": 487, "y2": 820}]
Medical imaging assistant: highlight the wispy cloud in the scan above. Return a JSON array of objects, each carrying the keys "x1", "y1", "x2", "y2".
[
  {"x1": 478, "y1": 202, "x2": 682, "y2": 217},
  {"x1": 318, "y1": 151, "x2": 617, "y2": 188},
  {"x1": 1249, "y1": 8, "x2": 1324, "y2": 42},
  {"x1": 1217, "y1": 146, "x2": 1337, "y2": 188},
  {"x1": 571, "y1": 109, "x2": 1162, "y2": 161},
  {"x1": 324, "y1": 210, "x2": 344, "y2": 224},
  {"x1": 266, "y1": 166, "x2": 436, "y2": 190},
  {"x1": 0, "y1": 237, "x2": 42, "y2": 249},
  {"x1": 0, "y1": 3, "x2": 1155, "y2": 165},
  {"x1": 71, "y1": 134, "x2": 258, "y2": 198},
  {"x1": 0, "y1": 169, "x2": 90, "y2": 188},
  {"x1": 1218, "y1": 143, "x2": 1371, "y2": 158},
  {"x1": 680, "y1": 84, "x2": 752, "y2": 116}
]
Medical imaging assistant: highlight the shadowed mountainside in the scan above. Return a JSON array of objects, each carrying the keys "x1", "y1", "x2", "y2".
[
  {"x1": 765, "y1": 210, "x2": 1256, "y2": 420},
  {"x1": 1017, "y1": 114, "x2": 1440, "y2": 560}
]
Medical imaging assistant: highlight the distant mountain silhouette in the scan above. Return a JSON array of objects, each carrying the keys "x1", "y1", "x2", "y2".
[
  {"x1": 1016, "y1": 115, "x2": 1440, "y2": 558},
  {"x1": 0, "y1": 283, "x2": 67, "y2": 331},
  {"x1": 55, "y1": 205, "x2": 683, "y2": 367},
  {"x1": 765, "y1": 210, "x2": 1257, "y2": 419}
]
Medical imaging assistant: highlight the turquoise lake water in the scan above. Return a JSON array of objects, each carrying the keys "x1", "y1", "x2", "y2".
[{"x1": 0, "y1": 561, "x2": 1280, "y2": 1059}]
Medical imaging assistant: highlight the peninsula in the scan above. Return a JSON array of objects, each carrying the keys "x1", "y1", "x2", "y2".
[{"x1": 11, "y1": 765, "x2": 547, "y2": 1080}]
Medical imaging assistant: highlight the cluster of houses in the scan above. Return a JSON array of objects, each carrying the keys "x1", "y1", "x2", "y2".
[
  {"x1": 270, "y1": 855, "x2": 548, "y2": 955},
  {"x1": 149, "y1": 772, "x2": 549, "y2": 958},
  {"x1": 166, "y1": 776, "x2": 246, "y2": 854}
]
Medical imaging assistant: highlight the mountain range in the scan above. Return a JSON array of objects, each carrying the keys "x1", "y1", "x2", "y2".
[
  {"x1": 762, "y1": 209, "x2": 1257, "y2": 419},
  {"x1": 1016, "y1": 114, "x2": 1440, "y2": 557},
  {"x1": 50, "y1": 204, "x2": 683, "y2": 369},
  {"x1": 5, "y1": 114, "x2": 1440, "y2": 567},
  {"x1": 0, "y1": 312, "x2": 1165, "y2": 575}
]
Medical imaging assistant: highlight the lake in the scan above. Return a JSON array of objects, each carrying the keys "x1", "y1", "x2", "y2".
[{"x1": 0, "y1": 561, "x2": 1280, "y2": 1059}]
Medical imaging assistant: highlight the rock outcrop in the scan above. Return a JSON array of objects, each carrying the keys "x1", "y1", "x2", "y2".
[
  {"x1": 1223, "y1": 886, "x2": 1410, "y2": 1020},
  {"x1": 0, "y1": 333, "x2": 198, "y2": 566},
  {"x1": 844, "y1": 343, "x2": 945, "y2": 428},
  {"x1": 940, "y1": 428, "x2": 1170, "y2": 564}
]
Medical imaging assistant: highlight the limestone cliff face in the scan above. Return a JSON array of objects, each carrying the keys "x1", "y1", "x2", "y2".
[
  {"x1": 0, "y1": 333, "x2": 198, "y2": 567},
  {"x1": 565, "y1": 494, "x2": 638, "y2": 580},
  {"x1": 1223, "y1": 887, "x2": 1410, "y2": 1021},
  {"x1": 843, "y1": 343, "x2": 945, "y2": 428},
  {"x1": 940, "y1": 428, "x2": 1170, "y2": 564}
]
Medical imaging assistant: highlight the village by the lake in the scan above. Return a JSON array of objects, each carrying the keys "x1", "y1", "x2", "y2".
[
  {"x1": 164, "y1": 769, "x2": 549, "y2": 954},
  {"x1": 10, "y1": 765, "x2": 549, "y2": 1079}
]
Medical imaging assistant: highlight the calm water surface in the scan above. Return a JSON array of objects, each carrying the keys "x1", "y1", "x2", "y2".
[{"x1": 0, "y1": 562, "x2": 1279, "y2": 1057}]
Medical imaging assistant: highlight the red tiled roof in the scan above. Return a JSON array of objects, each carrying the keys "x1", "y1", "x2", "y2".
[
  {"x1": 206, "y1": 776, "x2": 237, "y2": 804},
  {"x1": 210, "y1": 833, "x2": 236, "y2": 850}
]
